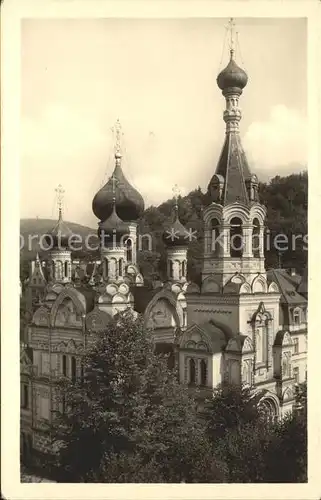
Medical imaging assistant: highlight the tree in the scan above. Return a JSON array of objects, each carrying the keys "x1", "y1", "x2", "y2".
[
  {"x1": 204, "y1": 383, "x2": 262, "y2": 441},
  {"x1": 50, "y1": 312, "x2": 225, "y2": 482},
  {"x1": 203, "y1": 382, "x2": 308, "y2": 483}
]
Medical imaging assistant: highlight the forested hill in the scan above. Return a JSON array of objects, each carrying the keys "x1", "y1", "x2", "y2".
[
  {"x1": 20, "y1": 172, "x2": 307, "y2": 286},
  {"x1": 137, "y1": 171, "x2": 308, "y2": 286}
]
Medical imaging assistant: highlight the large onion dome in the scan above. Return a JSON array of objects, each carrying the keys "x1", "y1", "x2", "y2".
[
  {"x1": 217, "y1": 51, "x2": 248, "y2": 92},
  {"x1": 98, "y1": 203, "x2": 130, "y2": 247},
  {"x1": 44, "y1": 210, "x2": 73, "y2": 249},
  {"x1": 92, "y1": 155, "x2": 145, "y2": 223},
  {"x1": 162, "y1": 205, "x2": 189, "y2": 247}
]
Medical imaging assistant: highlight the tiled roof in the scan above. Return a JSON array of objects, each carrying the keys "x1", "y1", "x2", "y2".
[
  {"x1": 208, "y1": 132, "x2": 252, "y2": 205},
  {"x1": 267, "y1": 269, "x2": 307, "y2": 305}
]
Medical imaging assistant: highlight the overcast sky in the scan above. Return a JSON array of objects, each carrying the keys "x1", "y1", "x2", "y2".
[{"x1": 21, "y1": 18, "x2": 307, "y2": 227}]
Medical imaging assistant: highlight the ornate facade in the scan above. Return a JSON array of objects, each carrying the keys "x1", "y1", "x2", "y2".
[{"x1": 20, "y1": 41, "x2": 307, "y2": 462}]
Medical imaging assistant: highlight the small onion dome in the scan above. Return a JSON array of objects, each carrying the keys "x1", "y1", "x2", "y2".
[
  {"x1": 98, "y1": 204, "x2": 130, "y2": 247},
  {"x1": 92, "y1": 160, "x2": 145, "y2": 222},
  {"x1": 217, "y1": 52, "x2": 248, "y2": 92},
  {"x1": 44, "y1": 212, "x2": 73, "y2": 248},
  {"x1": 162, "y1": 206, "x2": 189, "y2": 247}
]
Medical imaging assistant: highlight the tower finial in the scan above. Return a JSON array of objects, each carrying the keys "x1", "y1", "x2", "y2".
[
  {"x1": 113, "y1": 119, "x2": 123, "y2": 159},
  {"x1": 227, "y1": 17, "x2": 236, "y2": 59},
  {"x1": 172, "y1": 184, "x2": 180, "y2": 217},
  {"x1": 55, "y1": 184, "x2": 65, "y2": 220}
]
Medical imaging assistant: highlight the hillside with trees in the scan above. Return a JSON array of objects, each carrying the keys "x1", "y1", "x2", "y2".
[
  {"x1": 20, "y1": 172, "x2": 308, "y2": 285},
  {"x1": 138, "y1": 171, "x2": 308, "y2": 285}
]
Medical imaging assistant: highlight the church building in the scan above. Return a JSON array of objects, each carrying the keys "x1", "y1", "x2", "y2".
[{"x1": 20, "y1": 25, "x2": 308, "y2": 462}]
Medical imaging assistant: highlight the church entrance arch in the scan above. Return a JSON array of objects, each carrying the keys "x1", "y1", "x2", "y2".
[{"x1": 258, "y1": 396, "x2": 279, "y2": 424}]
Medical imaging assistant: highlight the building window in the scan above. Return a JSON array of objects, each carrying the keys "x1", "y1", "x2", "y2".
[
  {"x1": 118, "y1": 259, "x2": 123, "y2": 277},
  {"x1": 200, "y1": 359, "x2": 207, "y2": 386},
  {"x1": 282, "y1": 354, "x2": 290, "y2": 379},
  {"x1": 293, "y1": 366, "x2": 299, "y2": 383},
  {"x1": 293, "y1": 337, "x2": 299, "y2": 354},
  {"x1": 62, "y1": 355, "x2": 67, "y2": 376},
  {"x1": 169, "y1": 261, "x2": 173, "y2": 279},
  {"x1": 230, "y1": 217, "x2": 243, "y2": 258},
  {"x1": 293, "y1": 308, "x2": 301, "y2": 326},
  {"x1": 64, "y1": 261, "x2": 68, "y2": 278},
  {"x1": 80, "y1": 363, "x2": 84, "y2": 385},
  {"x1": 21, "y1": 383, "x2": 29, "y2": 409},
  {"x1": 252, "y1": 218, "x2": 260, "y2": 258},
  {"x1": 181, "y1": 260, "x2": 186, "y2": 278},
  {"x1": 41, "y1": 352, "x2": 50, "y2": 375},
  {"x1": 189, "y1": 359, "x2": 196, "y2": 385},
  {"x1": 126, "y1": 239, "x2": 133, "y2": 262},
  {"x1": 71, "y1": 356, "x2": 77, "y2": 382},
  {"x1": 211, "y1": 218, "x2": 220, "y2": 255}
]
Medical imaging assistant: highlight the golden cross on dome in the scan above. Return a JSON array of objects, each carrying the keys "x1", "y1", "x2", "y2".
[
  {"x1": 227, "y1": 17, "x2": 236, "y2": 56},
  {"x1": 172, "y1": 184, "x2": 181, "y2": 211},
  {"x1": 55, "y1": 184, "x2": 65, "y2": 218},
  {"x1": 112, "y1": 119, "x2": 123, "y2": 157},
  {"x1": 172, "y1": 184, "x2": 181, "y2": 202}
]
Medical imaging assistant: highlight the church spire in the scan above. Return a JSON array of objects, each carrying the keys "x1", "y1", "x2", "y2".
[{"x1": 207, "y1": 18, "x2": 257, "y2": 206}]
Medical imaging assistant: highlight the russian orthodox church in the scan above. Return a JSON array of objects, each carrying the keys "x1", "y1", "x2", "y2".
[{"x1": 20, "y1": 27, "x2": 308, "y2": 462}]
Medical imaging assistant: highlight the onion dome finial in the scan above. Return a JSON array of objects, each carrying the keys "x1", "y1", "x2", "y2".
[
  {"x1": 92, "y1": 120, "x2": 145, "y2": 222},
  {"x1": 45, "y1": 185, "x2": 73, "y2": 248},
  {"x1": 217, "y1": 18, "x2": 248, "y2": 93}
]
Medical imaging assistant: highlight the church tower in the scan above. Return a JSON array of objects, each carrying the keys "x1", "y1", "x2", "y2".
[
  {"x1": 45, "y1": 185, "x2": 72, "y2": 284},
  {"x1": 92, "y1": 119, "x2": 144, "y2": 268},
  {"x1": 203, "y1": 19, "x2": 265, "y2": 289},
  {"x1": 92, "y1": 120, "x2": 145, "y2": 314},
  {"x1": 162, "y1": 186, "x2": 189, "y2": 285}
]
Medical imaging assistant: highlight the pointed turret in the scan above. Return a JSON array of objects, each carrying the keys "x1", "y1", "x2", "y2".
[
  {"x1": 45, "y1": 185, "x2": 72, "y2": 283},
  {"x1": 207, "y1": 19, "x2": 258, "y2": 206},
  {"x1": 202, "y1": 19, "x2": 266, "y2": 287},
  {"x1": 162, "y1": 186, "x2": 189, "y2": 283}
]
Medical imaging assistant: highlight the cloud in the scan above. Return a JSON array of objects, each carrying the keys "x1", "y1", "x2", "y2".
[{"x1": 243, "y1": 105, "x2": 307, "y2": 172}]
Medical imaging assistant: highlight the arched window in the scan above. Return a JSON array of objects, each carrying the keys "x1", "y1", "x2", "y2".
[
  {"x1": 71, "y1": 356, "x2": 76, "y2": 382},
  {"x1": 230, "y1": 217, "x2": 243, "y2": 257},
  {"x1": 293, "y1": 308, "x2": 301, "y2": 326},
  {"x1": 259, "y1": 399, "x2": 277, "y2": 425},
  {"x1": 189, "y1": 359, "x2": 196, "y2": 384},
  {"x1": 282, "y1": 354, "x2": 290, "y2": 379},
  {"x1": 126, "y1": 239, "x2": 133, "y2": 262},
  {"x1": 103, "y1": 259, "x2": 108, "y2": 279},
  {"x1": 252, "y1": 218, "x2": 260, "y2": 258},
  {"x1": 118, "y1": 259, "x2": 123, "y2": 277},
  {"x1": 62, "y1": 354, "x2": 67, "y2": 377},
  {"x1": 52, "y1": 261, "x2": 55, "y2": 279},
  {"x1": 242, "y1": 361, "x2": 251, "y2": 385},
  {"x1": 211, "y1": 218, "x2": 220, "y2": 255},
  {"x1": 64, "y1": 261, "x2": 68, "y2": 278},
  {"x1": 181, "y1": 260, "x2": 186, "y2": 278},
  {"x1": 256, "y1": 318, "x2": 268, "y2": 365},
  {"x1": 169, "y1": 260, "x2": 173, "y2": 279},
  {"x1": 200, "y1": 359, "x2": 207, "y2": 386}
]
